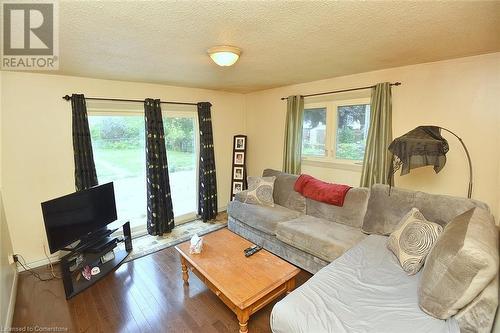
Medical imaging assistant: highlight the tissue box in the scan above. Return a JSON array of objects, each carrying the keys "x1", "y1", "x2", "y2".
[{"x1": 189, "y1": 234, "x2": 203, "y2": 254}]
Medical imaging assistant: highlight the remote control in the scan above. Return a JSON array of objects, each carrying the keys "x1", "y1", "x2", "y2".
[
  {"x1": 245, "y1": 245, "x2": 262, "y2": 257},
  {"x1": 244, "y1": 245, "x2": 258, "y2": 254},
  {"x1": 244, "y1": 245, "x2": 260, "y2": 255}
]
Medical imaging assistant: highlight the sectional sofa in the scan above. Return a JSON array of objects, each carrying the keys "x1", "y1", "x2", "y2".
[{"x1": 227, "y1": 169, "x2": 499, "y2": 333}]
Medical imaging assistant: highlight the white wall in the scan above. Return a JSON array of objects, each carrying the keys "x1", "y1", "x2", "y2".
[
  {"x1": 0, "y1": 193, "x2": 17, "y2": 329},
  {"x1": 245, "y1": 53, "x2": 500, "y2": 220},
  {"x1": 0, "y1": 71, "x2": 18, "y2": 329},
  {"x1": 0, "y1": 72, "x2": 245, "y2": 264}
]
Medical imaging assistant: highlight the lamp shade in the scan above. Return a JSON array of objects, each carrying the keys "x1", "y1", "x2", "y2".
[
  {"x1": 388, "y1": 126, "x2": 449, "y2": 180},
  {"x1": 387, "y1": 125, "x2": 473, "y2": 198},
  {"x1": 207, "y1": 46, "x2": 241, "y2": 66}
]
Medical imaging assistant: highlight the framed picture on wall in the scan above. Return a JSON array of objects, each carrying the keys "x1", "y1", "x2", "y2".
[
  {"x1": 234, "y1": 152, "x2": 245, "y2": 165},
  {"x1": 231, "y1": 135, "x2": 248, "y2": 199},
  {"x1": 233, "y1": 181, "x2": 243, "y2": 194},
  {"x1": 234, "y1": 167, "x2": 244, "y2": 180},
  {"x1": 235, "y1": 137, "x2": 246, "y2": 150}
]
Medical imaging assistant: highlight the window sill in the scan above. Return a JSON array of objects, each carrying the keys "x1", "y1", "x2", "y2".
[{"x1": 302, "y1": 159, "x2": 363, "y2": 172}]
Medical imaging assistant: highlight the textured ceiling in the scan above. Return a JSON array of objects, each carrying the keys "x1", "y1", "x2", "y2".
[{"x1": 46, "y1": 1, "x2": 500, "y2": 92}]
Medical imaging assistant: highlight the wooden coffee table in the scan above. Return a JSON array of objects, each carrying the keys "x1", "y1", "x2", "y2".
[{"x1": 175, "y1": 228, "x2": 300, "y2": 333}]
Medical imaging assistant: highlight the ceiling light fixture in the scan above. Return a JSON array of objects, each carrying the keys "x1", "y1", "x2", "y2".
[{"x1": 207, "y1": 45, "x2": 241, "y2": 67}]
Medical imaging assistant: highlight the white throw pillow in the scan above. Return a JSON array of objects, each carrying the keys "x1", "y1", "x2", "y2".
[
  {"x1": 243, "y1": 176, "x2": 276, "y2": 207},
  {"x1": 387, "y1": 208, "x2": 443, "y2": 275}
]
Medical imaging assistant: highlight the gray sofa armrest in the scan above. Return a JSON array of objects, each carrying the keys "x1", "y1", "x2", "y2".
[{"x1": 234, "y1": 190, "x2": 250, "y2": 203}]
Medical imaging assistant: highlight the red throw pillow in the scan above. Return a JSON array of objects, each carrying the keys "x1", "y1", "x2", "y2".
[
  {"x1": 294, "y1": 174, "x2": 313, "y2": 193},
  {"x1": 294, "y1": 174, "x2": 352, "y2": 207}
]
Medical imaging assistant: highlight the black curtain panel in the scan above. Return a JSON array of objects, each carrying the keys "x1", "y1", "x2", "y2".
[
  {"x1": 144, "y1": 98, "x2": 175, "y2": 235},
  {"x1": 197, "y1": 102, "x2": 218, "y2": 222},
  {"x1": 71, "y1": 94, "x2": 98, "y2": 191}
]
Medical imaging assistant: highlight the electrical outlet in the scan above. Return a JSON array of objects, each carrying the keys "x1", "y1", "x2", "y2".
[{"x1": 7, "y1": 254, "x2": 15, "y2": 265}]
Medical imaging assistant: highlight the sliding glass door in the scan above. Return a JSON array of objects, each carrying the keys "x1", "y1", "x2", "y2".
[
  {"x1": 88, "y1": 107, "x2": 198, "y2": 235},
  {"x1": 163, "y1": 112, "x2": 198, "y2": 222},
  {"x1": 89, "y1": 115, "x2": 146, "y2": 232}
]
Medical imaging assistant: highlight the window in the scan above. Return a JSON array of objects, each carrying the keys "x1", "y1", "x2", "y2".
[
  {"x1": 336, "y1": 104, "x2": 370, "y2": 161},
  {"x1": 301, "y1": 99, "x2": 370, "y2": 163},
  {"x1": 302, "y1": 108, "x2": 327, "y2": 157},
  {"x1": 88, "y1": 109, "x2": 198, "y2": 232}
]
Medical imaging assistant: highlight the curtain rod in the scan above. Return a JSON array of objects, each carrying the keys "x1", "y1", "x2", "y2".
[
  {"x1": 62, "y1": 95, "x2": 199, "y2": 106},
  {"x1": 280, "y1": 82, "x2": 401, "y2": 100}
]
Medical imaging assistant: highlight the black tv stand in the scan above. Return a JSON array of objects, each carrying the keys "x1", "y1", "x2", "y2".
[
  {"x1": 84, "y1": 236, "x2": 118, "y2": 253},
  {"x1": 60, "y1": 221, "x2": 132, "y2": 299},
  {"x1": 61, "y1": 227, "x2": 119, "y2": 253}
]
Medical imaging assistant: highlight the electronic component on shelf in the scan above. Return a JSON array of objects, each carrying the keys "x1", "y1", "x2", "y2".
[
  {"x1": 69, "y1": 254, "x2": 84, "y2": 272},
  {"x1": 100, "y1": 250, "x2": 115, "y2": 264},
  {"x1": 91, "y1": 267, "x2": 100, "y2": 276}
]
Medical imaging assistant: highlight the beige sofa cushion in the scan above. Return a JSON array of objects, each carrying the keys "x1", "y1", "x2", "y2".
[
  {"x1": 418, "y1": 207, "x2": 499, "y2": 319},
  {"x1": 387, "y1": 208, "x2": 443, "y2": 275},
  {"x1": 276, "y1": 215, "x2": 367, "y2": 262}
]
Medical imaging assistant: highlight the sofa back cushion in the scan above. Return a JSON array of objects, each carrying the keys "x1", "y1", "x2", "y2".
[
  {"x1": 454, "y1": 275, "x2": 498, "y2": 333},
  {"x1": 361, "y1": 184, "x2": 489, "y2": 235},
  {"x1": 262, "y1": 169, "x2": 306, "y2": 213},
  {"x1": 418, "y1": 207, "x2": 499, "y2": 320},
  {"x1": 306, "y1": 188, "x2": 369, "y2": 228}
]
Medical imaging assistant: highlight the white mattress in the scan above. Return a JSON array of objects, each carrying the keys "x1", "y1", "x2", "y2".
[{"x1": 271, "y1": 235, "x2": 459, "y2": 333}]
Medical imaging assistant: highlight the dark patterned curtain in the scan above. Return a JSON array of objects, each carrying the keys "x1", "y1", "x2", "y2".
[
  {"x1": 197, "y1": 102, "x2": 218, "y2": 222},
  {"x1": 71, "y1": 94, "x2": 98, "y2": 191},
  {"x1": 144, "y1": 99, "x2": 175, "y2": 235}
]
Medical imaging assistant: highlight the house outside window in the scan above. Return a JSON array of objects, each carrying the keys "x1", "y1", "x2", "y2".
[{"x1": 301, "y1": 98, "x2": 370, "y2": 165}]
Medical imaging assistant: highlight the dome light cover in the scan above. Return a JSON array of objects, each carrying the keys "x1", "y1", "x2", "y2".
[{"x1": 207, "y1": 46, "x2": 241, "y2": 67}]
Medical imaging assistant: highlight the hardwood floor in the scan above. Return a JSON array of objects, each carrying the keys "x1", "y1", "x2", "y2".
[{"x1": 12, "y1": 245, "x2": 311, "y2": 333}]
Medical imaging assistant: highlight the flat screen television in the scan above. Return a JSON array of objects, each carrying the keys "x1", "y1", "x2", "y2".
[{"x1": 41, "y1": 182, "x2": 117, "y2": 253}]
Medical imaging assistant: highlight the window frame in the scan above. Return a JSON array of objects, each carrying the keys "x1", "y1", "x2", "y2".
[
  {"x1": 301, "y1": 97, "x2": 370, "y2": 167},
  {"x1": 87, "y1": 104, "x2": 200, "y2": 237}
]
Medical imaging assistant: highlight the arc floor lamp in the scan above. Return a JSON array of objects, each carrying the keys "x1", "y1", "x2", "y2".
[{"x1": 388, "y1": 126, "x2": 473, "y2": 198}]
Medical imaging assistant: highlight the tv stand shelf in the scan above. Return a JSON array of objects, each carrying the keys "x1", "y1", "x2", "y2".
[{"x1": 60, "y1": 221, "x2": 132, "y2": 299}]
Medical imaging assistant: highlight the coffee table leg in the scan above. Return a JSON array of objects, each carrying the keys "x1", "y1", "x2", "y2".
[
  {"x1": 237, "y1": 309, "x2": 249, "y2": 333},
  {"x1": 286, "y1": 277, "x2": 296, "y2": 294},
  {"x1": 180, "y1": 256, "x2": 189, "y2": 285}
]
